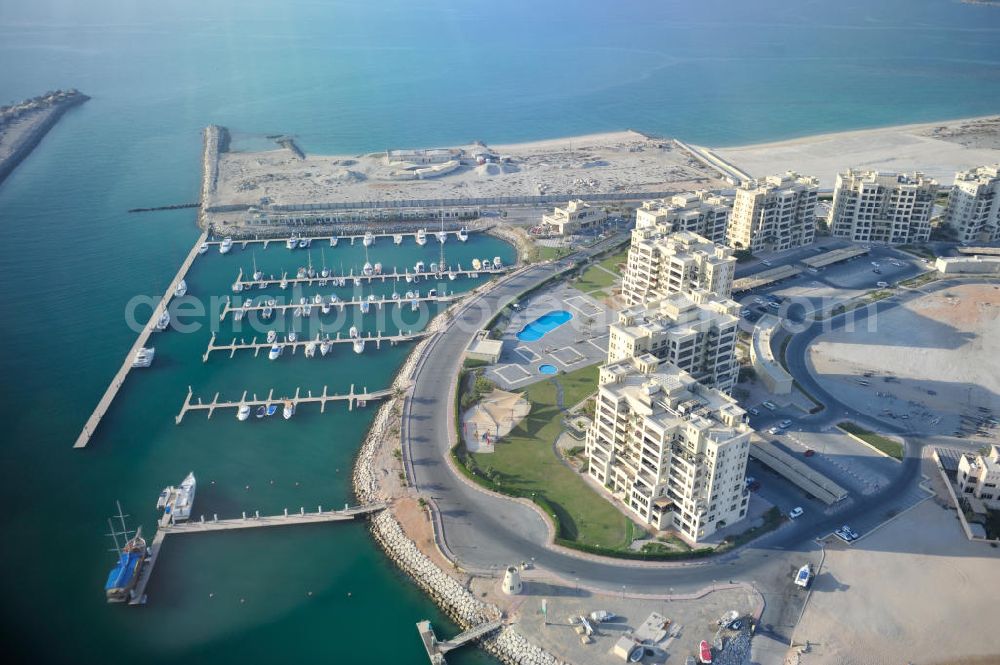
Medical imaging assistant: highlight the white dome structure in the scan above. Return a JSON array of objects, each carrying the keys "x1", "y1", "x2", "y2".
[{"x1": 501, "y1": 565, "x2": 522, "y2": 595}]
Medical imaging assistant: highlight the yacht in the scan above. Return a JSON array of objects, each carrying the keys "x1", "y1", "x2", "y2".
[
  {"x1": 287, "y1": 331, "x2": 297, "y2": 343},
  {"x1": 352, "y1": 338, "x2": 365, "y2": 354},
  {"x1": 448, "y1": 271, "x2": 456, "y2": 281},
  {"x1": 219, "y1": 238, "x2": 233, "y2": 254},
  {"x1": 303, "y1": 303, "x2": 312, "y2": 317},
  {"x1": 363, "y1": 231, "x2": 375, "y2": 247},
  {"x1": 373, "y1": 262, "x2": 383, "y2": 275},
  {"x1": 320, "y1": 338, "x2": 331, "y2": 356},
  {"x1": 267, "y1": 330, "x2": 277, "y2": 344},
  {"x1": 132, "y1": 347, "x2": 155, "y2": 368},
  {"x1": 231, "y1": 280, "x2": 243, "y2": 293},
  {"x1": 279, "y1": 276, "x2": 289, "y2": 290},
  {"x1": 237, "y1": 404, "x2": 251, "y2": 421},
  {"x1": 313, "y1": 293, "x2": 323, "y2": 305},
  {"x1": 457, "y1": 227, "x2": 469, "y2": 242},
  {"x1": 349, "y1": 326, "x2": 359, "y2": 338},
  {"x1": 304, "y1": 341, "x2": 317, "y2": 358},
  {"x1": 282, "y1": 401, "x2": 295, "y2": 420},
  {"x1": 198, "y1": 242, "x2": 209, "y2": 255},
  {"x1": 471, "y1": 258, "x2": 482, "y2": 271},
  {"x1": 286, "y1": 235, "x2": 298, "y2": 250},
  {"x1": 174, "y1": 279, "x2": 187, "y2": 297},
  {"x1": 262, "y1": 305, "x2": 273, "y2": 319},
  {"x1": 436, "y1": 230, "x2": 447, "y2": 244},
  {"x1": 414, "y1": 260, "x2": 425, "y2": 273},
  {"x1": 415, "y1": 228, "x2": 427, "y2": 246},
  {"x1": 268, "y1": 343, "x2": 282, "y2": 360},
  {"x1": 330, "y1": 236, "x2": 338, "y2": 247},
  {"x1": 298, "y1": 238, "x2": 310, "y2": 249},
  {"x1": 255, "y1": 405, "x2": 267, "y2": 419},
  {"x1": 481, "y1": 258, "x2": 491, "y2": 270},
  {"x1": 293, "y1": 306, "x2": 303, "y2": 318},
  {"x1": 156, "y1": 472, "x2": 196, "y2": 522},
  {"x1": 104, "y1": 503, "x2": 148, "y2": 604},
  {"x1": 359, "y1": 300, "x2": 370, "y2": 314},
  {"x1": 233, "y1": 308, "x2": 244, "y2": 321},
  {"x1": 405, "y1": 272, "x2": 413, "y2": 283},
  {"x1": 493, "y1": 256, "x2": 503, "y2": 269},
  {"x1": 362, "y1": 262, "x2": 373, "y2": 276},
  {"x1": 154, "y1": 310, "x2": 170, "y2": 331},
  {"x1": 393, "y1": 233, "x2": 403, "y2": 245}
]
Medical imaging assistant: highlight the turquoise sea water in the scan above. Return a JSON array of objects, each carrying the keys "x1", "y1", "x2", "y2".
[{"x1": 0, "y1": 1, "x2": 998, "y2": 663}]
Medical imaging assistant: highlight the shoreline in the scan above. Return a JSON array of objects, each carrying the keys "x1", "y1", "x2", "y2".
[{"x1": 0, "y1": 89, "x2": 89, "y2": 186}]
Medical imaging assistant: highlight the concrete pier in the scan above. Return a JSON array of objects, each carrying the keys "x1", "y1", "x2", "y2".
[
  {"x1": 174, "y1": 384, "x2": 393, "y2": 423},
  {"x1": 205, "y1": 229, "x2": 474, "y2": 248},
  {"x1": 73, "y1": 230, "x2": 209, "y2": 449},
  {"x1": 129, "y1": 503, "x2": 385, "y2": 605},
  {"x1": 232, "y1": 266, "x2": 506, "y2": 289},
  {"x1": 417, "y1": 619, "x2": 504, "y2": 664},
  {"x1": 202, "y1": 330, "x2": 428, "y2": 360},
  {"x1": 219, "y1": 293, "x2": 458, "y2": 321}
]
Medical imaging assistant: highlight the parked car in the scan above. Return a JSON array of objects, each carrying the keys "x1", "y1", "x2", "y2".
[
  {"x1": 807, "y1": 266, "x2": 820, "y2": 273},
  {"x1": 803, "y1": 449, "x2": 816, "y2": 457},
  {"x1": 767, "y1": 302, "x2": 781, "y2": 309},
  {"x1": 779, "y1": 419, "x2": 792, "y2": 428},
  {"x1": 748, "y1": 407, "x2": 760, "y2": 416},
  {"x1": 768, "y1": 426, "x2": 781, "y2": 435},
  {"x1": 753, "y1": 296, "x2": 765, "y2": 305},
  {"x1": 741, "y1": 308, "x2": 752, "y2": 317},
  {"x1": 835, "y1": 525, "x2": 859, "y2": 542},
  {"x1": 876, "y1": 281, "x2": 889, "y2": 288},
  {"x1": 762, "y1": 401, "x2": 777, "y2": 410},
  {"x1": 789, "y1": 507, "x2": 804, "y2": 519},
  {"x1": 761, "y1": 259, "x2": 773, "y2": 266}
]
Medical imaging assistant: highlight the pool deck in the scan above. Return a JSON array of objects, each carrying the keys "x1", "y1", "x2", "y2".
[{"x1": 484, "y1": 283, "x2": 613, "y2": 390}]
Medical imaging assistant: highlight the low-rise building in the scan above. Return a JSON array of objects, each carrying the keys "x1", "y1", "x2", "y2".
[
  {"x1": 958, "y1": 445, "x2": 1000, "y2": 509},
  {"x1": 541, "y1": 199, "x2": 607, "y2": 235},
  {"x1": 828, "y1": 169, "x2": 938, "y2": 244},
  {"x1": 635, "y1": 191, "x2": 731, "y2": 244},
  {"x1": 943, "y1": 164, "x2": 1000, "y2": 243},
  {"x1": 727, "y1": 172, "x2": 818, "y2": 252},
  {"x1": 585, "y1": 354, "x2": 752, "y2": 542},
  {"x1": 607, "y1": 290, "x2": 739, "y2": 394},
  {"x1": 622, "y1": 229, "x2": 736, "y2": 305}
]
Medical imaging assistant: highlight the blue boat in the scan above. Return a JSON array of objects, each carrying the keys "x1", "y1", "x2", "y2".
[
  {"x1": 104, "y1": 502, "x2": 148, "y2": 604},
  {"x1": 266, "y1": 404, "x2": 278, "y2": 417},
  {"x1": 255, "y1": 405, "x2": 267, "y2": 419}
]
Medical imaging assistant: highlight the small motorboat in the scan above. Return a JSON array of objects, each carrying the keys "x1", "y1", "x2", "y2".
[
  {"x1": 303, "y1": 303, "x2": 312, "y2": 316},
  {"x1": 699, "y1": 640, "x2": 712, "y2": 664},
  {"x1": 415, "y1": 228, "x2": 427, "y2": 246},
  {"x1": 321, "y1": 302, "x2": 330, "y2": 315},
  {"x1": 279, "y1": 276, "x2": 288, "y2": 290},
  {"x1": 298, "y1": 238, "x2": 310, "y2": 249},
  {"x1": 297, "y1": 267, "x2": 307, "y2": 279},
  {"x1": 304, "y1": 341, "x2": 317, "y2": 358},
  {"x1": 430, "y1": 262, "x2": 438, "y2": 273},
  {"x1": 255, "y1": 405, "x2": 267, "y2": 419},
  {"x1": 262, "y1": 305, "x2": 273, "y2": 319},
  {"x1": 359, "y1": 300, "x2": 370, "y2": 314},
  {"x1": 198, "y1": 242, "x2": 209, "y2": 255},
  {"x1": 219, "y1": 238, "x2": 233, "y2": 254},
  {"x1": 447, "y1": 271, "x2": 456, "y2": 281},
  {"x1": 794, "y1": 563, "x2": 812, "y2": 588},
  {"x1": 313, "y1": 294, "x2": 323, "y2": 305},
  {"x1": 349, "y1": 326, "x2": 359, "y2": 338},
  {"x1": 471, "y1": 258, "x2": 482, "y2": 271},
  {"x1": 405, "y1": 272, "x2": 413, "y2": 283},
  {"x1": 393, "y1": 234, "x2": 403, "y2": 245},
  {"x1": 233, "y1": 308, "x2": 244, "y2": 321},
  {"x1": 353, "y1": 277, "x2": 361, "y2": 287},
  {"x1": 353, "y1": 338, "x2": 365, "y2": 354},
  {"x1": 287, "y1": 332, "x2": 297, "y2": 343},
  {"x1": 363, "y1": 262, "x2": 373, "y2": 276},
  {"x1": 266, "y1": 404, "x2": 278, "y2": 417},
  {"x1": 293, "y1": 306, "x2": 303, "y2": 318},
  {"x1": 174, "y1": 279, "x2": 187, "y2": 297},
  {"x1": 237, "y1": 404, "x2": 251, "y2": 421},
  {"x1": 268, "y1": 344, "x2": 282, "y2": 360},
  {"x1": 493, "y1": 256, "x2": 503, "y2": 269},
  {"x1": 414, "y1": 261, "x2": 425, "y2": 273},
  {"x1": 286, "y1": 235, "x2": 298, "y2": 250},
  {"x1": 330, "y1": 236, "x2": 338, "y2": 247},
  {"x1": 373, "y1": 262, "x2": 382, "y2": 275},
  {"x1": 282, "y1": 401, "x2": 295, "y2": 420},
  {"x1": 267, "y1": 330, "x2": 277, "y2": 344},
  {"x1": 457, "y1": 227, "x2": 468, "y2": 242},
  {"x1": 319, "y1": 338, "x2": 331, "y2": 356},
  {"x1": 436, "y1": 230, "x2": 447, "y2": 244},
  {"x1": 363, "y1": 231, "x2": 374, "y2": 247},
  {"x1": 154, "y1": 310, "x2": 170, "y2": 331}
]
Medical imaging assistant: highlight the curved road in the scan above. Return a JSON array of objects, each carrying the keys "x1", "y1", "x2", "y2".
[{"x1": 400, "y1": 253, "x2": 965, "y2": 641}]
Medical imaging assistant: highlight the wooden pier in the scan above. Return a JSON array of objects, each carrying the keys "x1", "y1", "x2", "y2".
[
  {"x1": 128, "y1": 503, "x2": 386, "y2": 605},
  {"x1": 232, "y1": 266, "x2": 507, "y2": 289},
  {"x1": 219, "y1": 292, "x2": 459, "y2": 321},
  {"x1": 202, "y1": 330, "x2": 428, "y2": 361},
  {"x1": 416, "y1": 619, "x2": 504, "y2": 664},
  {"x1": 175, "y1": 384, "x2": 393, "y2": 424},
  {"x1": 204, "y1": 229, "x2": 474, "y2": 249},
  {"x1": 73, "y1": 230, "x2": 209, "y2": 449}
]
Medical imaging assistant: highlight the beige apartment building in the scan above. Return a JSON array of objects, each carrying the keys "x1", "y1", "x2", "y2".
[
  {"x1": 944, "y1": 164, "x2": 1000, "y2": 243},
  {"x1": 607, "y1": 290, "x2": 739, "y2": 394},
  {"x1": 541, "y1": 199, "x2": 607, "y2": 235},
  {"x1": 635, "y1": 191, "x2": 731, "y2": 244},
  {"x1": 958, "y1": 445, "x2": 1000, "y2": 509},
  {"x1": 585, "y1": 354, "x2": 752, "y2": 542},
  {"x1": 829, "y1": 169, "x2": 938, "y2": 244},
  {"x1": 727, "y1": 172, "x2": 819, "y2": 252},
  {"x1": 622, "y1": 229, "x2": 736, "y2": 305}
]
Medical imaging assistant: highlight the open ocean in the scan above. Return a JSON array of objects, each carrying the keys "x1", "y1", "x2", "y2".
[{"x1": 0, "y1": 1, "x2": 998, "y2": 663}]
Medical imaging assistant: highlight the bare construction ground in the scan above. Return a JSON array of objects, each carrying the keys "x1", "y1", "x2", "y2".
[
  {"x1": 809, "y1": 283, "x2": 1000, "y2": 439},
  {"x1": 208, "y1": 131, "x2": 724, "y2": 209},
  {"x1": 712, "y1": 115, "x2": 1000, "y2": 188},
  {"x1": 793, "y1": 477, "x2": 1000, "y2": 665}
]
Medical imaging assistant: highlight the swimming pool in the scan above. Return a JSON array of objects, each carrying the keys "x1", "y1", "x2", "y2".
[
  {"x1": 516, "y1": 310, "x2": 573, "y2": 342},
  {"x1": 538, "y1": 364, "x2": 557, "y2": 375}
]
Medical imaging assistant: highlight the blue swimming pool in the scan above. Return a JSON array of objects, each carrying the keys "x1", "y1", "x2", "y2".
[
  {"x1": 516, "y1": 310, "x2": 573, "y2": 342},
  {"x1": 538, "y1": 364, "x2": 557, "y2": 375}
]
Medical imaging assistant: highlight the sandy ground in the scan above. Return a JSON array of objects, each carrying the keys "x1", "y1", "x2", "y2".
[
  {"x1": 712, "y1": 115, "x2": 1000, "y2": 188},
  {"x1": 462, "y1": 389, "x2": 531, "y2": 453},
  {"x1": 792, "y1": 460, "x2": 1000, "y2": 665},
  {"x1": 209, "y1": 130, "x2": 723, "y2": 208},
  {"x1": 809, "y1": 283, "x2": 1000, "y2": 439}
]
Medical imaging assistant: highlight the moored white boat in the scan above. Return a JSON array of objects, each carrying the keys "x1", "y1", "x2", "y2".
[
  {"x1": 353, "y1": 338, "x2": 365, "y2": 354},
  {"x1": 237, "y1": 404, "x2": 251, "y2": 421},
  {"x1": 298, "y1": 238, "x2": 309, "y2": 249},
  {"x1": 231, "y1": 280, "x2": 243, "y2": 293},
  {"x1": 304, "y1": 341, "x2": 317, "y2": 358},
  {"x1": 282, "y1": 401, "x2": 295, "y2": 419},
  {"x1": 363, "y1": 231, "x2": 374, "y2": 247},
  {"x1": 286, "y1": 235, "x2": 298, "y2": 250},
  {"x1": 493, "y1": 256, "x2": 502, "y2": 269},
  {"x1": 457, "y1": 227, "x2": 468, "y2": 242},
  {"x1": 267, "y1": 330, "x2": 277, "y2": 344},
  {"x1": 219, "y1": 238, "x2": 233, "y2": 254},
  {"x1": 154, "y1": 310, "x2": 170, "y2": 331},
  {"x1": 268, "y1": 344, "x2": 282, "y2": 360},
  {"x1": 471, "y1": 258, "x2": 482, "y2": 271},
  {"x1": 174, "y1": 279, "x2": 187, "y2": 297},
  {"x1": 436, "y1": 230, "x2": 447, "y2": 244},
  {"x1": 794, "y1": 564, "x2": 812, "y2": 588},
  {"x1": 157, "y1": 472, "x2": 196, "y2": 523},
  {"x1": 319, "y1": 338, "x2": 331, "y2": 356},
  {"x1": 132, "y1": 347, "x2": 155, "y2": 368},
  {"x1": 393, "y1": 234, "x2": 403, "y2": 245},
  {"x1": 415, "y1": 228, "x2": 427, "y2": 246},
  {"x1": 198, "y1": 242, "x2": 209, "y2": 255},
  {"x1": 349, "y1": 326, "x2": 359, "y2": 338},
  {"x1": 287, "y1": 331, "x2": 297, "y2": 343}
]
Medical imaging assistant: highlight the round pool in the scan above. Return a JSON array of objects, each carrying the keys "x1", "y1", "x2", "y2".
[
  {"x1": 538, "y1": 364, "x2": 557, "y2": 375},
  {"x1": 516, "y1": 310, "x2": 573, "y2": 342}
]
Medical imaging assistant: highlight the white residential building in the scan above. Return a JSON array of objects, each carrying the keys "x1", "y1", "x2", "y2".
[
  {"x1": 943, "y1": 164, "x2": 1000, "y2": 243},
  {"x1": 958, "y1": 445, "x2": 1000, "y2": 509},
  {"x1": 541, "y1": 200, "x2": 607, "y2": 235},
  {"x1": 585, "y1": 354, "x2": 752, "y2": 542},
  {"x1": 828, "y1": 169, "x2": 938, "y2": 244},
  {"x1": 727, "y1": 172, "x2": 818, "y2": 252},
  {"x1": 635, "y1": 191, "x2": 731, "y2": 244},
  {"x1": 607, "y1": 290, "x2": 739, "y2": 394},
  {"x1": 622, "y1": 230, "x2": 736, "y2": 305}
]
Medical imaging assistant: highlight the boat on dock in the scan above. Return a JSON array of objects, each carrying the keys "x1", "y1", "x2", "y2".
[
  {"x1": 298, "y1": 238, "x2": 310, "y2": 249},
  {"x1": 288, "y1": 331, "x2": 297, "y2": 343},
  {"x1": 237, "y1": 404, "x2": 251, "y2": 420},
  {"x1": 132, "y1": 347, "x2": 155, "y2": 368},
  {"x1": 231, "y1": 280, "x2": 243, "y2": 293},
  {"x1": 156, "y1": 472, "x2": 196, "y2": 523},
  {"x1": 286, "y1": 235, "x2": 298, "y2": 250},
  {"x1": 493, "y1": 256, "x2": 503, "y2": 269},
  {"x1": 416, "y1": 228, "x2": 427, "y2": 246},
  {"x1": 330, "y1": 236, "x2": 338, "y2": 247},
  {"x1": 219, "y1": 238, "x2": 233, "y2": 254},
  {"x1": 174, "y1": 279, "x2": 187, "y2": 298},
  {"x1": 795, "y1": 563, "x2": 812, "y2": 588},
  {"x1": 154, "y1": 310, "x2": 170, "y2": 331},
  {"x1": 471, "y1": 258, "x2": 482, "y2": 271},
  {"x1": 104, "y1": 502, "x2": 148, "y2": 604},
  {"x1": 414, "y1": 260, "x2": 425, "y2": 273},
  {"x1": 304, "y1": 341, "x2": 317, "y2": 358},
  {"x1": 353, "y1": 338, "x2": 365, "y2": 354},
  {"x1": 349, "y1": 326, "x2": 359, "y2": 339},
  {"x1": 457, "y1": 227, "x2": 469, "y2": 242},
  {"x1": 268, "y1": 343, "x2": 282, "y2": 360},
  {"x1": 198, "y1": 242, "x2": 209, "y2": 255},
  {"x1": 393, "y1": 233, "x2": 403, "y2": 245},
  {"x1": 436, "y1": 230, "x2": 447, "y2": 244},
  {"x1": 363, "y1": 231, "x2": 374, "y2": 247},
  {"x1": 320, "y1": 338, "x2": 331, "y2": 356},
  {"x1": 282, "y1": 400, "x2": 295, "y2": 420}
]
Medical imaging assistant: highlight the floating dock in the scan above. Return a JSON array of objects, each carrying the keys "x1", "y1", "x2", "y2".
[
  {"x1": 416, "y1": 619, "x2": 504, "y2": 664},
  {"x1": 204, "y1": 230, "x2": 473, "y2": 249},
  {"x1": 230, "y1": 266, "x2": 507, "y2": 289},
  {"x1": 219, "y1": 293, "x2": 459, "y2": 321},
  {"x1": 73, "y1": 230, "x2": 208, "y2": 449},
  {"x1": 202, "y1": 330, "x2": 429, "y2": 360},
  {"x1": 175, "y1": 384, "x2": 392, "y2": 423},
  {"x1": 129, "y1": 502, "x2": 386, "y2": 605}
]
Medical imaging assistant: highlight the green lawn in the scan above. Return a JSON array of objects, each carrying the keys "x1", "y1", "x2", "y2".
[
  {"x1": 469, "y1": 364, "x2": 630, "y2": 549},
  {"x1": 598, "y1": 247, "x2": 629, "y2": 275},
  {"x1": 838, "y1": 421, "x2": 904, "y2": 459},
  {"x1": 574, "y1": 264, "x2": 619, "y2": 293},
  {"x1": 535, "y1": 244, "x2": 571, "y2": 262}
]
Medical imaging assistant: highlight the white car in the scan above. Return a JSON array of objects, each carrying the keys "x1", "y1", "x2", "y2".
[
  {"x1": 761, "y1": 259, "x2": 773, "y2": 267},
  {"x1": 762, "y1": 401, "x2": 777, "y2": 410},
  {"x1": 789, "y1": 507, "x2": 804, "y2": 519},
  {"x1": 768, "y1": 427, "x2": 781, "y2": 435},
  {"x1": 876, "y1": 281, "x2": 888, "y2": 288}
]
